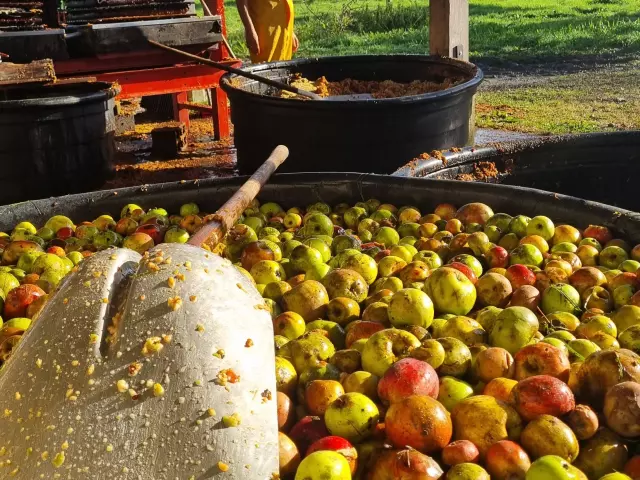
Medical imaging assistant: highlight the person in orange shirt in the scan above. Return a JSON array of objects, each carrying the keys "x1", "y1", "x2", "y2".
[{"x1": 236, "y1": 0, "x2": 299, "y2": 63}]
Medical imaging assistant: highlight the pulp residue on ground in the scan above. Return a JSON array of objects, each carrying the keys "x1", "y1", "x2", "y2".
[{"x1": 107, "y1": 117, "x2": 236, "y2": 189}]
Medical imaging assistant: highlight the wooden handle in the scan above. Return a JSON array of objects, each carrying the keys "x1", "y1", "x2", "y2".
[
  {"x1": 188, "y1": 145, "x2": 289, "y2": 250},
  {"x1": 147, "y1": 40, "x2": 321, "y2": 100}
]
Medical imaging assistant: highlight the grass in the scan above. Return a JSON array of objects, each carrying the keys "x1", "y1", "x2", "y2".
[
  {"x1": 195, "y1": 0, "x2": 640, "y2": 134},
  {"x1": 216, "y1": 0, "x2": 640, "y2": 60},
  {"x1": 476, "y1": 66, "x2": 640, "y2": 134}
]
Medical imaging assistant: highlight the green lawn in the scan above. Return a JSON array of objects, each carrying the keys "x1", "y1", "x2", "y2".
[{"x1": 216, "y1": 0, "x2": 640, "y2": 60}]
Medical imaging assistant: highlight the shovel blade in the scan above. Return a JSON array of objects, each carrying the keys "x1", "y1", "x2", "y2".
[{"x1": 0, "y1": 244, "x2": 279, "y2": 479}]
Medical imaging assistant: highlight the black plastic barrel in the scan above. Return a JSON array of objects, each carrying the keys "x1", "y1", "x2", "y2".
[
  {"x1": 393, "y1": 131, "x2": 640, "y2": 211},
  {"x1": 0, "y1": 81, "x2": 118, "y2": 205},
  {"x1": 1, "y1": 173, "x2": 638, "y2": 243},
  {"x1": 220, "y1": 56, "x2": 483, "y2": 175}
]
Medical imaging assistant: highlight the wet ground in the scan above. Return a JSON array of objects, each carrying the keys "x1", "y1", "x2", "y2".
[
  {"x1": 108, "y1": 114, "x2": 541, "y2": 188},
  {"x1": 106, "y1": 117, "x2": 238, "y2": 189}
]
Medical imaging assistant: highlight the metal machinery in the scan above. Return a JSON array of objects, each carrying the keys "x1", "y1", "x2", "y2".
[{"x1": 0, "y1": 0, "x2": 239, "y2": 139}]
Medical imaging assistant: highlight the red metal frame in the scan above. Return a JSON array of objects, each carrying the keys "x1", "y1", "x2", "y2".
[{"x1": 53, "y1": 0, "x2": 238, "y2": 140}]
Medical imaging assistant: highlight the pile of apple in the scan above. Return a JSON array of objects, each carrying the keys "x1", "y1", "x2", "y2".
[{"x1": 0, "y1": 200, "x2": 640, "y2": 480}]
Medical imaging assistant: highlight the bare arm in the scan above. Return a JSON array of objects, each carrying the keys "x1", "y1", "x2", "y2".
[{"x1": 236, "y1": 0, "x2": 260, "y2": 56}]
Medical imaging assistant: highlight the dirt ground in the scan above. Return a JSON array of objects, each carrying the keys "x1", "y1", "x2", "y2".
[{"x1": 105, "y1": 117, "x2": 237, "y2": 189}]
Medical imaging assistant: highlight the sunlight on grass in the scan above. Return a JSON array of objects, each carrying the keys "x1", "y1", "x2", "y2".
[
  {"x1": 476, "y1": 69, "x2": 640, "y2": 134},
  {"x1": 221, "y1": 0, "x2": 640, "y2": 60}
]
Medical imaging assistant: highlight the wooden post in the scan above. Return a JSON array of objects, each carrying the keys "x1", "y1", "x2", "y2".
[{"x1": 429, "y1": 0, "x2": 469, "y2": 61}]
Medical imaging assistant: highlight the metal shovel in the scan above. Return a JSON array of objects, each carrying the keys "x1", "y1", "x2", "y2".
[
  {"x1": 0, "y1": 146, "x2": 289, "y2": 479},
  {"x1": 148, "y1": 39, "x2": 374, "y2": 101}
]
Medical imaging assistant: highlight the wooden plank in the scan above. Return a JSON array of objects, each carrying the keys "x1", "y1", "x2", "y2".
[
  {"x1": 429, "y1": 0, "x2": 469, "y2": 61},
  {"x1": 0, "y1": 59, "x2": 56, "y2": 87}
]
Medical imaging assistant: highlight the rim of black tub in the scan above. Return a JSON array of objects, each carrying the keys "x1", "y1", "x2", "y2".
[
  {"x1": 220, "y1": 54, "x2": 484, "y2": 108},
  {"x1": 0, "y1": 82, "x2": 119, "y2": 110}
]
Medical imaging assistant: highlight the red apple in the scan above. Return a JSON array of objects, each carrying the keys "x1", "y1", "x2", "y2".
[
  {"x1": 569, "y1": 267, "x2": 607, "y2": 295},
  {"x1": 56, "y1": 226, "x2": 74, "y2": 240},
  {"x1": 46, "y1": 246, "x2": 66, "y2": 257},
  {"x1": 505, "y1": 265, "x2": 536, "y2": 289},
  {"x1": 135, "y1": 224, "x2": 163, "y2": 245},
  {"x1": 624, "y1": 455, "x2": 640, "y2": 479},
  {"x1": 509, "y1": 375, "x2": 575, "y2": 421},
  {"x1": 385, "y1": 395, "x2": 452, "y2": 453},
  {"x1": 241, "y1": 240, "x2": 280, "y2": 271},
  {"x1": 377, "y1": 358, "x2": 439, "y2": 405},
  {"x1": 486, "y1": 246, "x2": 509, "y2": 269},
  {"x1": 448, "y1": 262, "x2": 478, "y2": 284},
  {"x1": 442, "y1": 440, "x2": 480, "y2": 466},
  {"x1": 583, "y1": 225, "x2": 613, "y2": 245},
  {"x1": 4, "y1": 284, "x2": 46, "y2": 319},
  {"x1": 485, "y1": 440, "x2": 531, "y2": 480},
  {"x1": 288, "y1": 416, "x2": 329, "y2": 454},
  {"x1": 307, "y1": 436, "x2": 358, "y2": 474},
  {"x1": 513, "y1": 343, "x2": 570, "y2": 382},
  {"x1": 370, "y1": 448, "x2": 444, "y2": 480}
]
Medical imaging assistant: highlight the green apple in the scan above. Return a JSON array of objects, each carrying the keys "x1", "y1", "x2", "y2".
[
  {"x1": 44, "y1": 215, "x2": 74, "y2": 234},
  {"x1": 424, "y1": 267, "x2": 477, "y2": 316},
  {"x1": 388, "y1": 288, "x2": 434, "y2": 328},
  {"x1": 599, "y1": 246, "x2": 629, "y2": 269},
  {"x1": 294, "y1": 451, "x2": 351, "y2": 480},
  {"x1": 290, "y1": 244, "x2": 324, "y2": 272},
  {"x1": 164, "y1": 227, "x2": 189, "y2": 244},
  {"x1": 35, "y1": 227, "x2": 54, "y2": 241},
  {"x1": 620, "y1": 259, "x2": 640, "y2": 273},
  {"x1": 361, "y1": 329, "x2": 421, "y2": 377},
  {"x1": 509, "y1": 215, "x2": 531, "y2": 238},
  {"x1": 373, "y1": 226, "x2": 400, "y2": 248},
  {"x1": 322, "y1": 268, "x2": 368, "y2": 303},
  {"x1": 305, "y1": 263, "x2": 331, "y2": 282},
  {"x1": 304, "y1": 213, "x2": 335, "y2": 237},
  {"x1": 303, "y1": 238, "x2": 332, "y2": 262},
  {"x1": 525, "y1": 455, "x2": 587, "y2": 480},
  {"x1": 250, "y1": 260, "x2": 286, "y2": 284},
  {"x1": 324, "y1": 392, "x2": 379, "y2": 443},
  {"x1": 526, "y1": 215, "x2": 555, "y2": 241},
  {"x1": 580, "y1": 237, "x2": 603, "y2": 251},
  {"x1": 413, "y1": 250, "x2": 443, "y2": 270},
  {"x1": 438, "y1": 376, "x2": 474, "y2": 411},
  {"x1": 93, "y1": 231, "x2": 122, "y2": 250},
  {"x1": 541, "y1": 284, "x2": 581, "y2": 314},
  {"x1": 510, "y1": 244, "x2": 544, "y2": 267},
  {"x1": 489, "y1": 306, "x2": 539, "y2": 354},
  {"x1": 14, "y1": 221, "x2": 37, "y2": 235},
  {"x1": 341, "y1": 253, "x2": 378, "y2": 285}
]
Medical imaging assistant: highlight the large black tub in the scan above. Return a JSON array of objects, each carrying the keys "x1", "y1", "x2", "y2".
[
  {"x1": 0, "y1": 81, "x2": 117, "y2": 205},
  {"x1": 1, "y1": 174, "x2": 638, "y2": 242},
  {"x1": 221, "y1": 56, "x2": 483, "y2": 175},
  {"x1": 393, "y1": 131, "x2": 640, "y2": 211}
]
